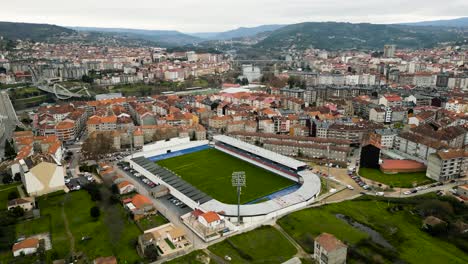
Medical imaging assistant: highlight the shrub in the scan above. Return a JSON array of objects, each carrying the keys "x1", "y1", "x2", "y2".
[{"x1": 90, "y1": 206, "x2": 100, "y2": 218}]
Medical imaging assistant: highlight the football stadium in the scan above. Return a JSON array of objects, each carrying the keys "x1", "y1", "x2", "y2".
[{"x1": 126, "y1": 135, "x2": 321, "y2": 223}]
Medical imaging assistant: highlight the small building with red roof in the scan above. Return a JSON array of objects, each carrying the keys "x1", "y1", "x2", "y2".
[
  {"x1": 198, "y1": 211, "x2": 222, "y2": 228},
  {"x1": 12, "y1": 238, "x2": 40, "y2": 257}
]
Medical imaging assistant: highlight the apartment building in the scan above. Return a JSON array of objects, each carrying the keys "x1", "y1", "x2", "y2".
[
  {"x1": 314, "y1": 233, "x2": 347, "y2": 264},
  {"x1": 369, "y1": 129, "x2": 399, "y2": 149},
  {"x1": 263, "y1": 140, "x2": 349, "y2": 163},
  {"x1": 394, "y1": 132, "x2": 447, "y2": 161},
  {"x1": 427, "y1": 149, "x2": 467, "y2": 181}
]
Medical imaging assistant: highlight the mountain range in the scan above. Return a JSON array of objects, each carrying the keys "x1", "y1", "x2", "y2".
[
  {"x1": 254, "y1": 22, "x2": 468, "y2": 50},
  {"x1": 0, "y1": 17, "x2": 467, "y2": 50},
  {"x1": 401, "y1": 17, "x2": 468, "y2": 27},
  {"x1": 70, "y1": 26, "x2": 200, "y2": 46},
  {"x1": 189, "y1": 24, "x2": 285, "y2": 40},
  {"x1": 0, "y1": 21, "x2": 74, "y2": 41}
]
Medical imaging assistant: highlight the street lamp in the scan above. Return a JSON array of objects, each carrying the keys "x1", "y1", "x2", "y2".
[{"x1": 232, "y1": 171, "x2": 246, "y2": 225}]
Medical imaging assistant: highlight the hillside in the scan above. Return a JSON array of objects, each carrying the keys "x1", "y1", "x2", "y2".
[
  {"x1": 255, "y1": 22, "x2": 468, "y2": 50},
  {"x1": 71, "y1": 27, "x2": 200, "y2": 46},
  {"x1": 0, "y1": 21, "x2": 75, "y2": 41},
  {"x1": 191, "y1": 24, "x2": 285, "y2": 40},
  {"x1": 402, "y1": 17, "x2": 468, "y2": 27}
]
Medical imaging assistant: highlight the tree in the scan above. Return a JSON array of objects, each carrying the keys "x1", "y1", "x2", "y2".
[
  {"x1": 7, "y1": 191, "x2": 18, "y2": 200},
  {"x1": 90, "y1": 206, "x2": 100, "y2": 218},
  {"x1": 81, "y1": 74, "x2": 94, "y2": 84},
  {"x1": 241, "y1": 78, "x2": 249, "y2": 86},
  {"x1": 287, "y1": 76, "x2": 305, "y2": 88},
  {"x1": 13, "y1": 173, "x2": 21, "y2": 182},
  {"x1": 111, "y1": 184, "x2": 119, "y2": 194},
  {"x1": 2, "y1": 174, "x2": 12, "y2": 184},
  {"x1": 4, "y1": 140, "x2": 16, "y2": 160},
  {"x1": 8, "y1": 206, "x2": 24, "y2": 218},
  {"x1": 81, "y1": 132, "x2": 115, "y2": 160},
  {"x1": 144, "y1": 244, "x2": 159, "y2": 261},
  {"x1": 84, "y1": 183, "x2": 102, "y2": 201}
]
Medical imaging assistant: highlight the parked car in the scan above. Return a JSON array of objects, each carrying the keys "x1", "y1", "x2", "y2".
[
  {"x1": 375, "y1": 192, "x2": 384, "y2": 196},
  {"x1": 403, "y1": 191, "x2": 412, "y2": 195},
  {"x1": 346, "y1": 185, "x2": 354, "y2": 190}
]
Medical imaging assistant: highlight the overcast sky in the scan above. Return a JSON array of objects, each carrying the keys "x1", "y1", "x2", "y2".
[{"x1": 0, "y1": 0, "x2": 467, "y2": 33}]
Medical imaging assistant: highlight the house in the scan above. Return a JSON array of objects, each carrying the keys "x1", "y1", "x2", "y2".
[
  {"x1": 314, "y1": 233, "x2": 347, "y2": 264},
  {"x1": 117, "y1": 181, "x2": 135, "y2": 194},
  {"x1": 198, "y1": 211, "x2": 222, "y2": 228},
  {"x1": 138, "y1": 223, "x2": 190, "y2": 257},
  {"x1": 7, "y1": 197, "x2": 35, "y2": 211},
  {"x1": 19, "y1": 154, "x2": 66, "y2": 197},
  {"x1": 125, "y1": 194, "x2": 155, "y2": 220},
  {"x1": 423, "y1": 216, "x2": 447, "y2": 230},
  {"x1": 12, "y1": 238, "x2": 40, "y2": 257},
  {"x1": 93, "y1": 256, "x2": 117, "y2": 264}
]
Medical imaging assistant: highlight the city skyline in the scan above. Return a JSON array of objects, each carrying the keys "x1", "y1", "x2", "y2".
[{"x1": 0, "y1": 0, "x2": 467, "y2": 32}]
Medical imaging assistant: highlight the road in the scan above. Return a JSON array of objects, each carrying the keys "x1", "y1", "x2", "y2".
[
  {"x1": 0, "y1": 121, "x2": 16, "y2": 160},
  {"x1": 65, "y1": 144, "x2": 82, "y2": 178}
]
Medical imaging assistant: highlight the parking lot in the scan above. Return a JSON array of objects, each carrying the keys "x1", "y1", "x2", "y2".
[
  {"x1": 118, "y1": 161, "x2": 158, "y2": 188},
  {"x1": 116, "y1": 161, "x2": 193, "y2": 216},
  {"x1": 65, "y1": 172, "x2": 96, "y2": 191}
]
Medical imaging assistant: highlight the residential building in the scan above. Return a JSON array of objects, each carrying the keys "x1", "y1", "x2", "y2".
[
  {"x1": 426, "y1": 149, "x2": 467, "y2": 181},
  {"x1": 314, "y1": 233, "x2": 347, "y2": 264},
  {"x1": 369, "y1": 129, "x2": 399, "y2": 149},
  {"x1": 198, "y1": 211, "x2": 223, "y2": 228},
  {"x1": 12, "y1": 238, "x2": 40, "y2": 257},
  {"x1": 7, "y1": 197, "x2": 35, "y2": 211},
  {"x1": 383, "y1": 44, "x2": 396, "y2": 58}
]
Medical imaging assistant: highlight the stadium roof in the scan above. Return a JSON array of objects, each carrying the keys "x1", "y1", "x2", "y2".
[
  {"x1": 213, "y1": 135, "x2": 307, "y2": 170},
  {"x1": 131, "y1": 156, "x2": 213, "y2": 204}
]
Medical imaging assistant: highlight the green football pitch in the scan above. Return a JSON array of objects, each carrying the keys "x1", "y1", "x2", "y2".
[{"x1": 156, "y1": 148, "x2": 296, "y2": 204}]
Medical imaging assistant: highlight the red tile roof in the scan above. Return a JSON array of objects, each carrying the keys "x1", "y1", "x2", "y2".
[
  {"x1": 200, "y1": 211, "x2": 220, "y2": 223},
  {"x1": 131, "y1": 194, "x2": 152, "y2": 209},
  {"x1": 315, "y1": 233, "x2": 346, "y2": 252},
  {"x1": 12, "y1": 238, "x2": 39, "y2": 252}
]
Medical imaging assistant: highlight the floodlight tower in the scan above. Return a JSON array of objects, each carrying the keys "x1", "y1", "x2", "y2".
[{"x1": 232, "y1": 171, "x2": 246, "y2": 224}]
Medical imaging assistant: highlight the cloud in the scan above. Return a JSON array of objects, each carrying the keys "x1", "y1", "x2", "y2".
[{"x1": 0, "y1": 0, "x2": 466, "y2": 32}]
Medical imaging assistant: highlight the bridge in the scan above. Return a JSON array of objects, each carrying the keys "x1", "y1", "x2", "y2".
[{"x1": 29, "y1": 66, "x2": 91, "y2": 100}]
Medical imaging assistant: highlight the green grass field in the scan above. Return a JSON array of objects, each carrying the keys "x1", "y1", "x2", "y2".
[
  {"x1": 157, "y1": 148, "x2": 295, "y2": 204},
  {"x1": 279, "y1": 200, "x2": 468, "y2": 264},
  {"x1": 1, "y1": 190, "x2": 142, "y2": 262},
  {"x1": 137, "y1": 213, "x2": 168, "y2": 231},
  {"x1": 208, "y1": 226, "x2": 297, "y2": 263},
  {"x1": 359, "y1": 168, "x2": 434, "y2": 188}
]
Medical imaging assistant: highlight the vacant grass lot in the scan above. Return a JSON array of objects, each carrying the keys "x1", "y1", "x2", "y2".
[
  {"x1": 157, "y1": 148, "x2": 295, "y2": 204},
  {"x1": 279, "y1": 200, "x2": 468, "y2": 264},
  {"x1": 208, "y1": 226, "x2": 297, "y2": 263},
  {"x1": 359, "y1": 168, "x2": 434, "y2": 188},
  {"x1": 36, "y1": 190, "x2": 141, "y2": 262},
  {"x1": 165, "y1": 250, "x2": 213, "y2": 264},
  {"x1": 137, "y1": 214, "x2": 168, "y2": 231}
]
